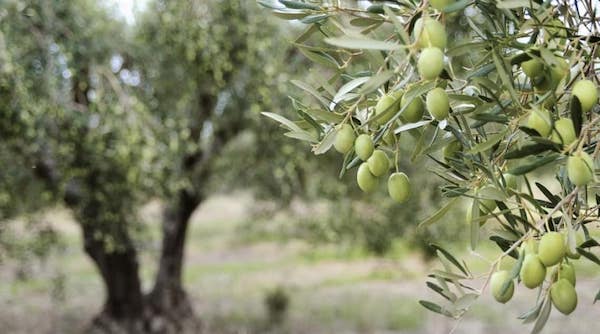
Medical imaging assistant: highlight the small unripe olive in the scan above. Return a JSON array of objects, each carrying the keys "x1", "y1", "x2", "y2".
[
  {"x1": 388, "y1": 172, "x2": 411, "y2": 203},
  {"x1": 572, "y1": 79, "x2": 598, "y2": 113},
  {"x1": 538, "y1": 232, "x2": 566, "y2": 267},
  {"x1": 535, "y1": 58, "x2": 568, "y2": 91},
  {"x1": 413, "y1": 18, "x2": 447, "y2": 49},
  {"x1": 367, "y1": 149, "x2": 389, "y2": 177},
  {"x1": 429, "y1": 0, "x2": 453, "y2": 11},
  {"x1": 520, "y1": 254, "x2": 546, "y2": 289},
  {"x1": 551, "y1": 118, "x2": 576, "y2": 145},
  {"x1": 550, "y1": 279, "x2": 577, "y2": 315},
  {"x1": 520, "y1": 238, "x2": 538, "y2": 255},
  {"x1": 375, "y1": 94, "x2": 398, "y2": 125},
  {"x1": 357, "y1": 163, "x2": 378, "y2": 193},
  {"x1": 557, "y1": 262, "x2": 576, "y2": 286},
  {"x1": 426, "y1": 87, "x2": 449, "y2": 120},
  {"x1": 490, "y1": 270, "x2": 514, "y2": 303},
  {"x1": 355, "y1": 134, "x2": 374, "y2": 161},
  {"x1": 521, "y1": 58, "x2": 544, "y2": 78},
  {"x1": 443, "y1": 140, "x2": 462, "y2": 160},
  {"x1": 567, "y1": 151, "x2": 594, "y2": 186},
  {"x1": 382, "y1": 129, "x2": 397, "y2": 146},
  {"x1": 400, "y1": 95, "x2": 424, "y2": 123},
  {"x1": 334, "y1": 124, "x2": 356, "y2": 154},
  {"x1": 418, "y1": 47, "x2": 444, "y2": 80},
  {"x1": 477, "y1": 185, "x2": 497, "y2": 213},
  {"x1": 527, "y1": 107, "x2": 552, "y2": 137}
]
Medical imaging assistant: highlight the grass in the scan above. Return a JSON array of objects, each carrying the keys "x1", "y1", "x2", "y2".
[{"x1": 2, "y1": 195, "x2": 600, "y2": 333}]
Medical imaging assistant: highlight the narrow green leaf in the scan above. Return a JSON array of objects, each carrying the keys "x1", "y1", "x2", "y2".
[
  {"x1": 419, "y1": 300, "x2": 445, "y2": 316},
  {"x1": 272, "y1": 10, "x2": 309, "y2": 20},
  {"x1": 496, "y1": 0, "x2": 540, "y2": 9},
  {"x1": 312, "y1": 129, "x2": 336, "y2": 154},
  {"x1": 284, "y1": 130, "x2": 317, "y2": 142},
  {"x1": 505, "y1": 143, "x2": 555, "y2": 159},
  {"x1": 571, "y1": 96, "x2": 583, "y2": 137},
  {"x1": 291, "y1": 80, "x2": 331, "y2": 109},
  {"x1": 350, "y1": 17, "x2": 383, "y2": 27},
  {"x1": 577, "y1": 247, "x2": 600, "y2": 266},
  {"x1": 492, "y1": 50, "x2": 520, "y2": 106},
  {"x1": 357, "y1": 70, "x2": 394, "y2": 95},
  {"x1": 383, "y1": 6, "x2": 410, "y2": 45},
  {"x1": 324, "y1": 36, "x2": 402, "y2": 50},
  {"x1": 507, "y1": 154, "x2": 560, "y2": 175},
  {"x1": 531, "y1": 296, "x2": 551, "y2": 334},
  {"x1": 279, "y1": 0, "x2": 319, "y2": 10},
  {"x1": 431, "y1": 244, "x2": 469, "y2": 276},
  {"x1": 418, "y1": 198, "x2": 460, "y2": 228},
  {"x1": 467, "y1": 129, "x2": 507, "y2": 154},
  {"x1": 301, "y1": 13, "x2": 329, "y2": 24},
  {"x1": 262, "y1": 112, "x2": 304, "y2": 133}
]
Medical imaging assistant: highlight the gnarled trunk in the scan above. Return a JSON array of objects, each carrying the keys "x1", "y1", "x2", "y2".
[
  {"x1": 146, "y1": 189, "x2": 203, "y2": 333},
  {"x1": 82, "y1": 223, "x2": 145, "y2": 333}
]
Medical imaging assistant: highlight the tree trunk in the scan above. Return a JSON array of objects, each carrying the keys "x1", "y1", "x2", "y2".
[
  {"x1": 82, "y1": 223, "x2": 145, "y2": 333},
  {"x1": 146, "y1": 189, "x2": 203, "y2": 333}
]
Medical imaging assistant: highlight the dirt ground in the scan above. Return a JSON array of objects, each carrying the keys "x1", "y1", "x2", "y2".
[{"x1": 1, "y1": 193, "x2": 598, "y2": 334}]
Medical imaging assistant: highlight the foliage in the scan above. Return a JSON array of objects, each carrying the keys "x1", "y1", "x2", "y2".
[{"x1": 261, "y1": 0, "x2": 600, "y2": 331}]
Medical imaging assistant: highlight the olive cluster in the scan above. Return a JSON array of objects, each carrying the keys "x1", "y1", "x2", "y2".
[
  {"x1": 334, "y1": 123, "x2": 411, "y2": 203},
  {"x1": 525, "y1": 76, "x2": 597, "y2": 187},
  {"x1": 331, "y1": 14, "x2": 456, "y2": 202},
  {"x1": 491, "y1": 232, "x2": 580, "y2": 315}
]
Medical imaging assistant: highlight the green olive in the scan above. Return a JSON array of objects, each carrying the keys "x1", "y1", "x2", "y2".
[
  {"x1": 490, "y1": 270, "x2": 514, "y2": 303},
  {"x1": 557, "y1": 262, "x2": 576, "y2": 286},
  {"x1": 477, "y1": 185, "x2": 497, "y2": 213},
  {"x1": 550, "y1": 279, "x2": 577, "y2": 315},
  {"x1": 520, "y1": 238, "x2": 538, "y2": 255},
  {"x1": 521, "y1": 58, "x2": 544, "y2": 78},
  {"x1": 418, "y1": 47, "x2": 444, "y2": 80},
  {"x1": 388, "y1": 172, "x2": 411, "y2": 203},
  {"x1": 527, "y1": 107, "x2": 552, "y2": 137},
  {"x1": 538, "y1": 232, "x2": 566, "y2": 267},
  {"x1": 572, "y1": 79, "x2": 598, "y2": 113},
  {"x1": 382, "y1": 129, "x2": 397, "y2": 146},
  {"x1": 355, "y1": 134, "x2": 374, "y2": 161},
  {"x1": 357, "y1": 163, "x2": 378, "y2": 193},
  {"x1": 520, "y1": 254, "x2": 546, "y2": 289},
  {"x1": 567, "y1": 151, "x2": 594, "y2": 186},
  {"x1": 426, "y1": 87, "x2": 449, "y2": 120},
  {"x1": 443, "y1": 140, "x2": 462, "y2": 160},
  {"x1": 334, "y1": 124, "x2": 356, "y2": 154},
  {"x1": 535, "y1": 58, "x2": 568, "y2": 91},
  {"x1": 413, "y1": 18, "x2": 447, "y2": 49},
  {"x1": 566, "y1": 233, "x2": 582, "y2": 259},
  {"x1": 551, "y1": 118, "x2": 576, "y2": 145},
  {"x1": 367, "y1": 149, "x2": 389, "y2": 177},
  {"x1": 400, "y1": 95, "x2": 424, "y2": 123},
  {"x1": 374, "y1": 94, "x2": 398, "y2": 125},
  {"x1": 429, "y1": 0, "x2": 453, "y2": 11}
]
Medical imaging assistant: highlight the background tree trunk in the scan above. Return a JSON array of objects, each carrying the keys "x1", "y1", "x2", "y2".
[
  {"x1": 83, "y1": 224, "x2": 145, "y2": 333},
  {"x1": 146, "y1": 189, "x2": 203, "y2": 333}
]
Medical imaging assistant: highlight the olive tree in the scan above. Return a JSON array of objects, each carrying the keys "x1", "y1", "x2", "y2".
[
  {"x1": 261, "y1": 0, "x2": 600, "y2": 331},
  {"x1": 1, "y1": 0, "x2": 315, "y2": 332}
]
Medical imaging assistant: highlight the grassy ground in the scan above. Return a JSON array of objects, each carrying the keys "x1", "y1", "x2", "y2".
[{"x1": 1, "y1": 192, "x2": 598, "y2": 333}]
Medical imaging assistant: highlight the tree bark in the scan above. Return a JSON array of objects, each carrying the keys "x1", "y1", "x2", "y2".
[
  {"x1": 146, "y1": 189, "x2": 203, "y2": 333},
  {"x1": 82, "y1": 224, "x2": 145, "y2": 333}
]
